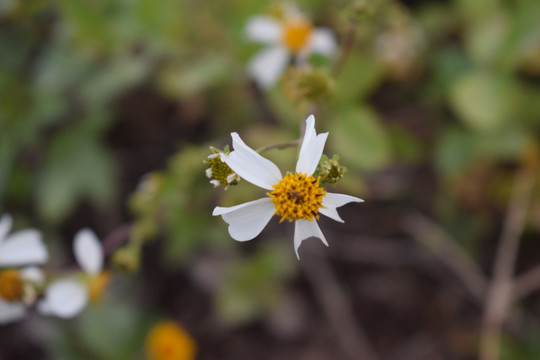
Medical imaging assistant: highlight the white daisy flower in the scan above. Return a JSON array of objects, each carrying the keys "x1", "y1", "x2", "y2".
[
  {"x1": 0, "y1": 214, "x2": 48, "y2": 324},
  {"x1": 38, "y1": 228, "x2": 107, "y2": 319},
  {"x1": 213, "y1": 115, "x2": 363, "y2": 258},
  {"x1": 245, "y1": 6, "x2": 337, "y2": 89}
]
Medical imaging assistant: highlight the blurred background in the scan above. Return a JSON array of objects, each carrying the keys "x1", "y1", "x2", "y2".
[{"x1": 1, "y1": 0, "x2": 540, "y2": 359}]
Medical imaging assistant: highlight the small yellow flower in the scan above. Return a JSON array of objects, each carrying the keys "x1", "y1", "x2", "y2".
[{"x1": 146, "y1": 321, "x2": 197, "y2": 360}]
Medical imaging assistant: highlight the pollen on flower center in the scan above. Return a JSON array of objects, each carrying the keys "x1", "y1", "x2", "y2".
[
  {"x1": 268, "y1": 173, "x2": 326, "y2": 222},
  {"x1": 282, "y1": 18, "x2": 313, "y2": 53},
  {"x1": 0, "y1": 270, "x2": 24, "y2": 302}
]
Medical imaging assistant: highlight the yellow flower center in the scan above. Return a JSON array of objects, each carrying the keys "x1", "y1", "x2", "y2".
[
  {"x1": 268, "y1": 173, "x2": 326, "y2": 222},
  {"x1": 88, "y1": 271, "x2": 111, "y2": 305},
  {"x1": 0, "y1": 270, "x2": 24, "y2": 302},
  {"x1": 146, "y1": 321, "x2": 197, "y2": 360},
  {"x1": 282, "y1": 18, "x2": 313, "y2": 53}
]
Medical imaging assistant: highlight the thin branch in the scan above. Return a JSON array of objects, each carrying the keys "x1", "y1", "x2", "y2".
[
  {"x1": 102, "y1": 222, "x2": 133, "y2": 255},
  {"x1": 256, "y1": 140, "x2": 300, "y2": 153},
  {"x1": 402, "y1": 213, "x2": 487, "y2": 302},
  {"x1": 479, "y1": 170, "x2": 534, "y2": 360},
  {"x1": 514, "y1": 265, "x2": 540, "y2": 302},
  {"x1": 301, "y1": 248, "x2": 379, "y2": 360}
]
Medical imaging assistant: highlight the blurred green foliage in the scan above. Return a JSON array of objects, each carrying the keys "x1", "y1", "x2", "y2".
[{"x1": 2, "y1": 0, "x2": 540, "y2": 357}]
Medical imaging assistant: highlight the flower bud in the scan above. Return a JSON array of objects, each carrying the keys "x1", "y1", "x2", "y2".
[
  {"x1": 317, "y1": 155, "x2": 347, "y2": 184},
  {"x1": 283, "y1": 67, "x2": 333, "y2": 103},
  {"x1": 205, "y1": 146, "x2": 240, "y2": 189}
]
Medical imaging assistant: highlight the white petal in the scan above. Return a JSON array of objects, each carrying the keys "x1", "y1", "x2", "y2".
[
  {"x1": 213, "y1": 198, "x2": 275, "y2": 241},
  {"x1": 296, "y1": 115, "x2": 328, "y2": 175},
  {"x1": 20, "y1": 266, "x2": 45, "y2": 284},
  {"x1": 38, "y1": 279, "x2": 88, "y2": 318},
  {"x1": 222, "y1": 133, "x2": 282, "y2": 190},
  {"x1": 245, "y1": 16, "x2": 281, "y2": 44},
  {"x1": 73, "y1": 229, "x2": 103, "y2": 275},
  {"x1": 0, "y1": 230, "x2": 48, "y2": 266},
  {"x1": 0, "y1": 214, "x2": 13, "y2": 243},
  {"x1": 0, "y1": 300, "x2": 26, "y2": 324},
  {"x1": 319, "y1": 193, "x2": 364, "y2": 223},
  {"x1": 294, "y1": 219, "x2": 328, "y2": 259},
  {"x1": 309, "y1": 28, "x2": 337, "y2": 57},
  {"x1": 248, "y1": 45, "x2": 289, "y2": 89}
]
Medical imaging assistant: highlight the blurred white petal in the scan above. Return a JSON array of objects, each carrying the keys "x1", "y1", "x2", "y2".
[
  {"x1": 222, "y1": 133, "x2": 282, "y2": 190},
  {"x1": 245, "y1": 16, "x2": 281, "y2": 44},
  {"x1": 309, "y1": 28, "x2": 337, "y2": 56},
  {"x1": 294, "y1": 219, "x2": 328, "y2": 259},
  {"x1": 38, "y1": 279, "x2": 87, "y2": 318},
  {"x1": 0, "y1": 214, "x2": 13, "y2": 243},
  {"x1": 0, "y1": 230, "x2": 48, "y2": 266},
  {"x1": 74, "y1": 229, "x2": 103, "y2": 275},
  {"x1": 213, "y1": 198, "x2": 275, "y2": 241},
  {"x1": 0, "y1": 300, "x2": 26, "y2": 324},
  {"x1": 296, "y1": 115, "x2": 328, "y2": 175},
  {"x1": 20, "y1": 266, "x2": 45, "y2": 284},
  {"x1": 248, "y1": 46, "x2": 289, "y2": 89},
  {"x1": 319, "y1": 193, "x2": 364, "y2": 223}
]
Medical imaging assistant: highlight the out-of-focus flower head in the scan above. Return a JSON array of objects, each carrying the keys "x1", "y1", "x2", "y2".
[
  {"x1": 0, "y1": 213, "x2": 48, "y2": 324},
  {"x1": 213, "y1": 115, "x2": 363, "y2": 258},
  {"x1": 38, "y1": 229, "x2": 109, "y2": 319},
  {"x1": 282, "y1": 67, "x2": 334, "y2": 103},
  {"x1": 374, "y1": 6, "x2": 424, "y2": 80},
  {"x1": 245, "y1": 3, "x2": 337, "y2": 89},
  {"x1": 145, "y1": 320, "x2": 197, "y2": 360}
]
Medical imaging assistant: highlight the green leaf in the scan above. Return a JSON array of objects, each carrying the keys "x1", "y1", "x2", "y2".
[
  {"x1": 157, "y1": 55, "x2": 234, "y2": 98},
  {"x1": 449, "y1": 71, "x2": 520, "y2": 132},
  {"x1": 216, "y1": 244, "x2": 295, "y2": 325},
  {"x1": 330, "y1": 106, "x2": 392, "y2": 171},
  {"x1": 36, "y1": 120, "x2": 116, "y2": 223},
  {"x1": 476, "y1": 128, "x2": 528, "y2": 160},
  {"x1": 435, "y1": 126, "x2": 527, "y2": 176},
  {"x1": 465, "y1": 12, "x2": 509, "y2": 66},
  {"x1": 334, "y1": 54, "x2": 383, "y2": 102},
  {"x1": 435, "y1": 128, "x2": 476, "y2": 176},
  {"x1": 77, "y1": 296, "x2": 146, "y2": 360}
]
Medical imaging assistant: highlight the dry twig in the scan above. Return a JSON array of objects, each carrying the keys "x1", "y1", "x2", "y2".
[
  {"x1": 479, "y1": 170, "x2": 534, "y2": 360},
  {"x1": 402, "y1": 213, "x2": 488, "y2": 302},
  {"x1": 301, "y1": 248, "x2": 379, "y2": 360},
  {"x1": 514, "y1": 264, "x2": 540, "y2": 302}
]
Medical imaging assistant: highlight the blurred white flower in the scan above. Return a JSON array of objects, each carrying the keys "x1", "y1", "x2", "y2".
[
  {"x1": 0, "y1": 214, "x2": 47, "y2": 267},
  {"x1": 38, "y1": 228, "x2": 106, "y2": 319},
  {"x1": 213, "y1": 115, "x2": 363, "y2": 258},
  {"x1": 245, "y1": 6, "x2": 337, "y2": 89},
  {"x1": 0, "y1": 214, "x2": 48, "y2": 324}
]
